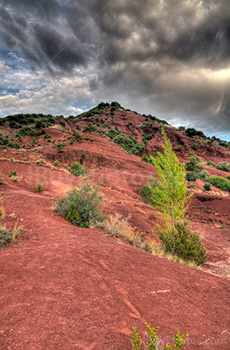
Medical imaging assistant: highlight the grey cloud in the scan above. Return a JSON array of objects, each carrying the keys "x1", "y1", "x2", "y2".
[{"x1": 0, "y1": 0, "x2": 230, "y2": 137}]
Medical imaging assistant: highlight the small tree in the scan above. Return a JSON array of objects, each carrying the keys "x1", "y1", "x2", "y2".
[{"x1": 149, "y1": 128, "x2": 193, "y2": 228}]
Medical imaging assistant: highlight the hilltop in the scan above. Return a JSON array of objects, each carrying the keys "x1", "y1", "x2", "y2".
[{"x1": 0, "y1": 102, "x2": 230, "y2": 349}]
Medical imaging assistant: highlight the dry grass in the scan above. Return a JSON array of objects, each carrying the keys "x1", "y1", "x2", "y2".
[
  {"x1": 0, "y1": 205, "x2": 6, "y2": 219},
  {"x1": 94, "y1": 213, "x2": 153, "y2": 252},
  {"x1": 152, "y1": 247, "x2": 198, "y2": 268},
  {"x1": 95, "y1": 214, "x2": 199, "y2": 268}
]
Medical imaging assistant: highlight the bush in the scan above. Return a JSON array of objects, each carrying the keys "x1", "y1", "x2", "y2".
[
  {"x1": 9, "y1": 170, "x2": 17, "y2": 177},
  {"x1": 216, "y1": 161, "x2": 230, "y2": 173},
  {"x1": 191, "y1": 143, "x2": 199, "y2": 150},
  {"x1": 206, "y1": 160, "x2": 215, "y2": 167},
  {"x1": 204, "y1": 183, "x2": 211, "y2": 191},
  {"x1": 69, "y1": 162, "x2": 85, "y2": 177},
  {"x1": 185, "y1": 171, "x2": 199, "y2": 181},
  {"x1": 198, "y1": 170, "x2": 210, "y2": 182},
  {"x1": 83, "y1": 124, "x2": 97, "y2": 133},
  {"x1": 35, "y1": 183, "x2": 43, "y2": 193},
  {"x1": 209, "y1": 176, "x2": 230, "y2": 192},
  {"x1": 157, "y1": 221, "x2": 207, "y2": 266},
  {"x1": 0, "y1": 223, "x2": 23, "y2": 249},
  {"x1": 54, "y1": 183, "x2": 106, "y2": 228},
  {"x1": 140, "y1": 184, "x2": 154, "y2": 205},
  {"x1": 185, "y1": 155, "x2": 203, "y2": 172},
  {"x1": 130, "y1": 323, "x2": 188, "y2": 350}
]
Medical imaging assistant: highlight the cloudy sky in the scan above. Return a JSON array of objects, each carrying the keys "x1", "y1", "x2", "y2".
[{"x1": 0, "y1": 0, "x2": 230, "y2": 140}]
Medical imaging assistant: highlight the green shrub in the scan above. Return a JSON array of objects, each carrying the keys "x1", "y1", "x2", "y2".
[
  {"x1": 53, "y1": 160, "x2": 59, "y2": 166},
  {"x1": 188, "y1": 184, "x2": 196, "y2": 189},
  {"x1": 204, "y1": 183, "x2": 211, "y2": 191},
  {"x1": 54, "y1": 183, "x2": 106, "y2": 228},
  {"x1": 141, "y1": 154, "x2": 150, "y2": 163},
  {"x1": 216, "y1": 161, "x2": 230, "y2": 173},
  {"x1": 206, "y1": 160, "x2": 215, "y2": 167},
  {"x1": 140, "y1": 184, "x2": 154, "y2": 205},
  {"x1": 113, "y1": 133, "x2": 144, "y2": 154},
  {"x1": 35, "y1": 183, "x2": 43, "y2": 193},
  {"x1": 191, "y1": 143, "x2": 199, "y2": 150},
  {"x1": 9, "y1": 170, "x2": 17, "y2": 177},
  {"x1": 185, "y1": 171, "x2": 199, "y2": 181},
  {"x1": 175, "y1": 145, "x2": 184, "y2": 151},
  {"x1": 157, "y1": 221, "x2": 207, "y2": 266},
  {"x1": 0, "y1": 223, "x2": 23, "y2": 249},
  {"x1": 198, "y1": 170, "x2": 210, "y2": 182},
  {"x1": 72, "y1": 132, "x2": 82, "y2": 142},
  {"x1": 209, "y1": 176, "x2": 230, "y2": 192},
  {"x1": 44, "y1": 134, "x2": 52, "y2": 140},
  {"x1": 59, "y1": 121, "x2": 65, "y2": 128},
  {"x1": 69, "y1": 162, "x2": 85, "y2": 177},
  {"x1": 130, "y1": 323, "x2": 188, "y2": 350},
  {"x1": 185, "y1": 155, "x2": 203, "y2": 172},
  {"x1": 83, "y1": 124, "x2": 97, "y2": 133},
  {"x1": 186, "y1": 128, "x2": 205, "y2": 138}
]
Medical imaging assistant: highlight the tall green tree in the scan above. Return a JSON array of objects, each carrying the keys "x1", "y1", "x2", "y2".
[{"x1": 149, "y1": 128, "x2": 193, "y2": 227}]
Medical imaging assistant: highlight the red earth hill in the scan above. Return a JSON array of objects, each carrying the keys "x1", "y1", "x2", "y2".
[{"x1": 0, "y1": 103, "x2": 230, "y2": 349}]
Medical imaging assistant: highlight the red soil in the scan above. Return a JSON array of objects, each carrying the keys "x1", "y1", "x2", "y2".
[{"x1": 1, "y1": 111, "x2": 230, "y2": 349}]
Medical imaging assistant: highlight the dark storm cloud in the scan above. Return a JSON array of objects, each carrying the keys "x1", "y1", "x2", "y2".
[
  {"x1": 0, "y1": 0, "x2": 94, "y2": 71},
  {"x1": 1, "y1": 0, "x2": 229, "y2": 70},
  {"x1": 0, "y1": 0, "x2": 230, "y2": 136}
]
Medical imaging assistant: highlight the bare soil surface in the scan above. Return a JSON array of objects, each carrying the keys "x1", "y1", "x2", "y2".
[{"x1": 1, "y1": 111, "x2": 230, "y2": 349}]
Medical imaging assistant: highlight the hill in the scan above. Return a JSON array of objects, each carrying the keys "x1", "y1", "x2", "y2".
[{"x1": 0, "y1": 102, "x2": 230, "y2": 349}]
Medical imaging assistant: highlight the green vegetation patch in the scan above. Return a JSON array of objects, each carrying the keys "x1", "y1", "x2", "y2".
[{"x1": 54, "y1": 183, "x2": 106, "y2": 228}]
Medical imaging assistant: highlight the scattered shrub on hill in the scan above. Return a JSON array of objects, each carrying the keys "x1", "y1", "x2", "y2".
[
  {"x1": 188, "y1": 184, "x2": 196, "y2": 189},
  {"x1": 175, "y1": 145, "x2": 184, "y2": 151},
  {"x1": 209, "y1": 176, "x2": 230, "y2": 192},
  {"x1": 69, "y1": 162, "x2": 85, "y2": 177},
  {"x1": 216, "y1": 161, "x2": 230, "y2": 173},
  {"x1": 204, "y1": 183, "x2": 211, "y2": 191},
  {"x1": 83, "y1": 124, "x2": 97, "y2": 133},
  {"x1": 186, "y1": 170, "x2": 210, "y2": 182},
  {"x1": 54, "y1": 183, "x2": 106, "y2": 228},
  {"x1": 191, "y1": 143, "x2": 199, "y2": 150},
  {"x1": 0, "y1": 222, "x2": 23, "y2": 249},
  {"x1": 185, "y1": 171, "x2": 199, "y2": 182},
  {"x1": 44, "y1": 134, "x2": 52, "y2": 140},
  {"x1": 59, "y1": 121, "x2": 65, "y2": 128},
  {"x1": 206, "y1": 160, "x2": 215, "y2": 167},
  {"x1": 186, "y1": 128, "x2": 205, "y2": 138},
  {"x1": 113, "y1": 133, "x2": 144, "y2": 155},
  {"x1": 9, "y1": 170, "x2": 17, "y2": 177},
  {"x1": 141, "y1": 154, "x2": 151, "y2": 163},
  {"x1": 199, "y1": 170, "x2": 210, "y2": 182},
  {"x1": 157, "y1": 221, "x2": 207, "y2": 266},
  {"x1": 111, "y1": 101, "x2": 121, "y2": 108},
  {"x1": 130, "y1": 323, "x2": 188, "y2": 350},
  {"x1": 185, "y1": 154, "x2": 203, "y2": 172},
  {"x1": 35, "y1": 183, "x2": 43, "y2": 193},
  {"x1": 16, "y1": 127, "x2": 41, "y2": 137},
  {"x1": 72, "y1": 132, "x2": 82, "y2": 142},
  {"x1": 56, "y1": 142, "x2": 65, "y2": 153}
]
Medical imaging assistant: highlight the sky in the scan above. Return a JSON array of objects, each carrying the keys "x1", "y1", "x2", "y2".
[{"x1": 0, "y1": 0, "x2": 230, "y2": 140}]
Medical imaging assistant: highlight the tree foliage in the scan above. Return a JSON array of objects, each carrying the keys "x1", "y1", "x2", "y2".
[{"x1": 149, "y1": 128, "x2": 193, "y2": 227}]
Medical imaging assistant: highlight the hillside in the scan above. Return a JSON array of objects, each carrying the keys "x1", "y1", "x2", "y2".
[{"x1": 0, "y1": 102, "x2": 230, "y2": 349}]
